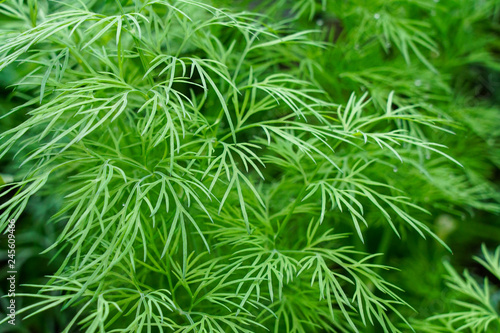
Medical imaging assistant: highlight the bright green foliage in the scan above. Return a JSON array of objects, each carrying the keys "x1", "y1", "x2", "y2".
[{"x1": 0, "y1": 0, "x2": 499, "y2": 332}]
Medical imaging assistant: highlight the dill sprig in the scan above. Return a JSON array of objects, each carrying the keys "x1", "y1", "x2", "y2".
[{"x1": 0, "y1": 0, "x2": 499, "y2": 332}]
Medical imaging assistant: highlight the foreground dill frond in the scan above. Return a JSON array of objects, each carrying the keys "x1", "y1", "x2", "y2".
[{"x1": 0, "y1": 0, "x2": 498, "y2": 332}]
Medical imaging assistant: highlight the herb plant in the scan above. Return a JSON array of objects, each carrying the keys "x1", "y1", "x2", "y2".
[{"x1": 0, "y1": 0, "x2": 499, "y2": 332}]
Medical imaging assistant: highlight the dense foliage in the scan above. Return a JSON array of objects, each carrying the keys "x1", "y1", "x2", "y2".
[{"x1": 0, "y1": 0, "x2": 499, "y2": 332}]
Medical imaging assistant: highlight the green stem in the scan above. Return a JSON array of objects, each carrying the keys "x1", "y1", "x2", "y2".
[
  {"x1": 115, "y1": 0, "x2": 154, "y2": 86},
  {"x1": 275, "y1": 163, "x2": 323, "y2": 240}
]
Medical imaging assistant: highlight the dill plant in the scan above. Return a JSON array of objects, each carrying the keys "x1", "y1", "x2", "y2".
[{"x1": 0, "y1": 0, "x2": 499, "y2": 332}]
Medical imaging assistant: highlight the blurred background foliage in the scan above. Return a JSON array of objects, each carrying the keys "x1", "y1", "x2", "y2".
[{"x1": 0, "y1": 0, "x2": 499, "y2": 332}]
